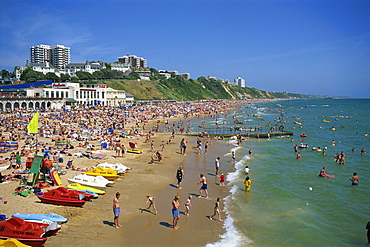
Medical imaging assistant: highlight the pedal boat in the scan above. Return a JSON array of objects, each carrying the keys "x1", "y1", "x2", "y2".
[
  {"x1": 11, "y1": 213, "x2": 68, "y2": 223},
  {"x1": 0, "y1": 217, "x2": 49, "y2": 246},
  {"x1": 83, "y1": 167, "x2": 119, "y2": 181},
  {"x1": 67, "y1": 174, "x2": 113, "y2": 190}
]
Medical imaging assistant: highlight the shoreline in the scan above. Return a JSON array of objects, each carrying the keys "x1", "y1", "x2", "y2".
[{"x1": 0, "y1": 99, "x2": 287, "y2": 246}]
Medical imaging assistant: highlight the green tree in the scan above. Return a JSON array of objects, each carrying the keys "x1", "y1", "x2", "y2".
[
  {"x1": 104, "y1": 63, "x2": 112, "y2": 70},
  {"x1": 20, "y1": 68, "x2": 45, "y2": 82},
  {"x1": 60, "y1": 74, "x2": 71, "y2": 82},
  {"x1": 71, "y1": 76, "x2": 79, "y2": 82},
  {"x1": 93, "y1": 70, "x2": 103, "y2": 79},
  {"x1": 1, "y1": 69, "x2": 11, "y2": 79},
  {"x1": 76, "y1": 71, "x2": 92, "y2": 80},
  {"x1": 45, "y1": 72, "x2": 59, "y2": 82}
]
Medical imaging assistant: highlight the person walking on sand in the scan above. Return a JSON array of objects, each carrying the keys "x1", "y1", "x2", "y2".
[
  {"x1": 215, "y1": 157, "x2": 220, "y2": 176},
  {"x1": 172, "y1": 195, "x2": 180, "y2": 229},
  {"x1": 184, "y1": 195, "x2": 192, "y2": 216},
  {"x1": 176, "y1": 166, "x2": 185, "y2": 189},
  {"x1": 115, "y1": 142, "x2": 122, "y2": 158},
  {"x1": 160, "y1": 141, "x2": 167, "y2": 151},
  {"x1": 113, "y1": 192, "x2": 122, "y2": 229},
  {"x1": 198, "y1": 173, "x2": 208, "y2": 198},
  {"x1": 210, "y1": 198, "x2": 223, "y2": 221},
  {"x1": 146, "y1": 195, "x2": 157, "y2": 214},
  {"x1": 244, "y1": 176, "x2": 255, "y2": 192}
]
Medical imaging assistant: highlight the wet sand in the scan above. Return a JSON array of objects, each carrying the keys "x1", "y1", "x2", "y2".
[{"x1": 43, "y1": 134, "x2": 233, "y2": 247}]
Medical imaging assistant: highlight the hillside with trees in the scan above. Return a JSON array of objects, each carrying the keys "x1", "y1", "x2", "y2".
[{"x1": 6, "y1": 67, "x2": 321, "y2": 100}]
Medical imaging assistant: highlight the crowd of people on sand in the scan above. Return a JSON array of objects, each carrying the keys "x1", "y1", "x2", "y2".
[{"x1": 0, "y1": 100, "x2": 240, "y2": 172}]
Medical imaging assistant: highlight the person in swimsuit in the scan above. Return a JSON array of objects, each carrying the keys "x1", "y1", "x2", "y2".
[
  {"x1": 198, "y1": 173, "x2": 208, "y2": 198},
  {"x1": 319, "y1": 167, "x2": 327, "y2": 177},
  {"x1": 184, "y1": 195, "x2": 192, "y2": 216},
  {"x1": 210, "y1": 198, "x2": 222, "y2": 221},
  {"x1": 204, "y1": 140, "x2": 209, "y2": 154},
  {"x1": 176, "y1": 166, "x2": 185, "y2": 189},
  {"x1": 215, "y1": 157, "x2": 220, "y2": 176},
  {"x1": 231, "y1": 151, "x2": 236, "y2": 163},
  {"x1": 181, "y1": 139, "x2": 188, "y2": 156},
  {"x1": 146, "y1": 194, "x2": 157, "y2": 214},
  {"x1": 244, "y1": 166, "x2": 250, "y2": 175},
  {"x1": 350, "y1": 172, "x2": 359, "y2": 185},
  {"x1": 172, "y1": 195, "x2": 180, "y2": 229},
  {"x1": 113, "y1": 192, "x2": 122, "y2": 229}
]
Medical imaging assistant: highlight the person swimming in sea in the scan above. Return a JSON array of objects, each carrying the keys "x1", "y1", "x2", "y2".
[
  {"x1": 319, "y1": 167, "x2": 327, "y2": 177},
  {"x1": 350, "y1": 172, "x2": 359, "y2": 185}
]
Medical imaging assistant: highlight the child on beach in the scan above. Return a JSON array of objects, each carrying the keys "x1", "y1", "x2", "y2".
[
  {"x1": 184, "y1": 195, "x2": 192, "y2": 216},
  {"x1": 210, "y1": 198, "x2": 223, "y2": 221},
  {"x1": 220, "y1": 173, "x2": 225, "y2": 186},
  {"x1": 146, "y1": 195, "x2": 157, "y2": 214},
  {"x1": 244, "y1": 176, "x2": 255, "y2": 192}
]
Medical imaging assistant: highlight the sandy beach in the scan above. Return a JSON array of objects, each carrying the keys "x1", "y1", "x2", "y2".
[
  {"x1": 0, "y1": 101, "x2": 241, "y2": 246},
  {"x1": 0, "y1": 99, "x2": 283, "y2": 246}
]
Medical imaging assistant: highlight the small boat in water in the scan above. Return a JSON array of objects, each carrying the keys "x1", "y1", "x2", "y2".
[
  {"x1": 299, "y1": 144, "x2": 309, "y2": 148},
  {"x1": 11, "y1": 213, "x2": 68, "y2": 223}
]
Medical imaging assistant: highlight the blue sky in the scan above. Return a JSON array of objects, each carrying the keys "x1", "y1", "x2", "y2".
[{"x1": 1, "y1": 0, "x2": 369, "y2": 97}]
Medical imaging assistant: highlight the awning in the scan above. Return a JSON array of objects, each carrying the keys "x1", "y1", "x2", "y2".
[{"x1": 65, "y1": 98, "x2": 78, "y2": 103}]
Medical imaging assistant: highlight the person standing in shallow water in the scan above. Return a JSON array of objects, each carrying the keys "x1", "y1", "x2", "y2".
[
  {"x1": 210, "y1": 198, "x2": 223, "y2": 221},
  {"x1": 350, "y1": 172, "x2": 359, "y2": 185},
  {"x1": 244, "y1": 176, "x2": 255, "y2": 192},
  {"x1": 113, "y1": 192, "x2": 122, "y2": 229}
]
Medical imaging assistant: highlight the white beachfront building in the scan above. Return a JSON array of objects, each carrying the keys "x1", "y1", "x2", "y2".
[
  {"x1": 25, "y1": 82, "x2": 134, "y2": 107},
  {"x1": 234, "y1": 77, "x2": 246, "y2": 87}
]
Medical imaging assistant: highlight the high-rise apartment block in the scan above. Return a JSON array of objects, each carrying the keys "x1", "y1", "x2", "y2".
[
  {"x1": 30, "y1": 44, "x2": 70, "y2": 68},
  {"x1": 234, "y1": 76, "x2": 246, "y2": 87},
  {"x1": 118, "y1": 54, "x2": 147, "y2": 68}
]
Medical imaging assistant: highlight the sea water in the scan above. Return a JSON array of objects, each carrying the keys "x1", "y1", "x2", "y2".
[{"x1": 193, "y1": 99, "x2": 369, "y2": 247}]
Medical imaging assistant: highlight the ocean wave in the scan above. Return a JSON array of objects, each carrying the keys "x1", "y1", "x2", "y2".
[{"x1": 206, "y1": 185, "x2": 253, "y2": 247}]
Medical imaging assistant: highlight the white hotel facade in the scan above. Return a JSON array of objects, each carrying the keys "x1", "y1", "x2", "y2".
[{"x1": 25, "y1": 82, "x2": 134, "y2": 108}]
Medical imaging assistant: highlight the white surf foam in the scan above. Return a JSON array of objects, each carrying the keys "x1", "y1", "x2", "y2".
[{"x1": 206, "y1": 154, "x2": 253, "y2": 247}]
